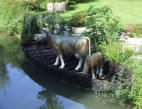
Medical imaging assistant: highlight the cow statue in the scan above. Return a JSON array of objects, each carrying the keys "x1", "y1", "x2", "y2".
[
  {"x1": 42, "y1": 28, "x2": 91, "y2": 70},
  {"x1": 82, "y1": 52, "x2": 105, "y2": 79}
]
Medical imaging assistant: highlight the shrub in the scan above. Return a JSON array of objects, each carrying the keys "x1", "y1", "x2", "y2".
[
  {"x1": 0, "y1": 0, "x2": 28, "y2": 35},
  {"x1": 26, "y1": 0, "x2": 41, "y2": 11},
  {"x1": 21, "y1": 12, "x2": 64, "y2": 41},
  {"x1": 70, "y1": 13, "x2": 87, "y2": 27},
  {"x1": 21, "y1": 13, "x2": 41, "y2": 41},
  {"x1": 126, "y1": 24, "x2": 142, "y2": 37},
  {"x1": 100, "y1": 40, "x2": 142, "y2": 107},
  {"x1": 124, "y1": 59, "x2": 142, "y2": 108},
  {"x1": 84, "y1": 6, "x2": 122, "y2": 51},
  {"x1": 99, "y1": 41, "x2": 134, "y2": 64}
]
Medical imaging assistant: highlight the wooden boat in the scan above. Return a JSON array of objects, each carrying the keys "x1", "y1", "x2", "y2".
[{"x1": 21, "y1": 41, "x2": 131, "y2": 91}]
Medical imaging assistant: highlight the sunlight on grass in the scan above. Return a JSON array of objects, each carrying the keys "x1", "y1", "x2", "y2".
[{"x1": 61, "y1": 0, "x2": 142, "y2": 27}]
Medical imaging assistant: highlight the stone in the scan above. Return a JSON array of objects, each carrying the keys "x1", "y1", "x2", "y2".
[
  {"x1": 53, "y1": 30, "x2": 59, "y2": 35},
  {"x1": 54, "y1": 24, "x2": 61, "y2": 30},
  {"x1": 47, "y1": 2, "x2": 66, "y2": 12}
]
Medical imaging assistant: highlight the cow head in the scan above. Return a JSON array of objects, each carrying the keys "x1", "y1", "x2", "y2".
[{"x1": 42, "y1": 27, "x2": 52, "y2": 40}]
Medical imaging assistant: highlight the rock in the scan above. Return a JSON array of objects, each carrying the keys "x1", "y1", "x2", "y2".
[
  {"x1": 64, "y1": 26, "x2": 70, "y2": 32},
  {"x1": 127, "y1": 38, "x2": 142, "y2": 45},
  {"x1": 118, "y1": 35, "x2": 130, "y2": 40},
  {"x1": 53, "y1": 30, "x2": 59, "y2": 35},
  {"x1": 54, "y1": 24, "x2": 60, "y2": 30},
  {"x1": 47, "y1": 2, "x2": 66, "y2": 12},
  {"x1": 132, "y1": 55, "x2": 142, "y2": 60}
]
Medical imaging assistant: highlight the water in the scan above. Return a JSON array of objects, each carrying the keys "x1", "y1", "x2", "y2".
[{"x1": 0, "y1": 33, "x2": 127, "y2": 109}]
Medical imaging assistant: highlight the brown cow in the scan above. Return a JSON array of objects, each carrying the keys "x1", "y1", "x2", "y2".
[
  {"x1": 42, "y1": 28, "x2": 91, "y2": 70},
  {"x1": 82, "y1": 52, "x2": 105, "y2": 79}
]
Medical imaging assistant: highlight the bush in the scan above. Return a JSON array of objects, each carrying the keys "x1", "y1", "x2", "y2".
[
  {"x1": 126, "y1": 24, "x2": 142, "y2": 37},
  {"x1": 21, "y1": 13, "x2": 41, "y2": 41},
  {"x1": 0, "y1": 0, "x2": 28, "y2": 35},
  {"x1": 26, "y1": 0, "x2": 41, "y2": 11},
  {"x1": 70, "y1": 13, "x2": 87, "y2": 27},
  {"x1": 84, "y1": 6, "x2": 122, "y2": 51},
  {"x1": 21, "y1": 12, "x2": 64, "y2": 41},
  {"x1": 99, "y1": 41, "x2": 134, "y2": 64},
  {"x1": 124, "y1": 59, "x2": 142, "y2": 108},
  {"x1": 100, "y1": 40, "x2": 142, "y2": 107}
]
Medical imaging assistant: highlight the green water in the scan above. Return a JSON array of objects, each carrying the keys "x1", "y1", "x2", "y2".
[{"x1": 0, "y1": 33, "x2": 128, "y2": 109}]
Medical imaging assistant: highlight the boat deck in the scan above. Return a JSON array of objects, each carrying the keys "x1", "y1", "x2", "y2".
[{"x1": 21, "y1": 41, "x2": 131, "y2": 91}]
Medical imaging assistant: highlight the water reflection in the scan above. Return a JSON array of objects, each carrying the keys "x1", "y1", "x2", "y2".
[
  {"x1": 22, "y1": 61, "x2": 126, "y2": 109},
  {"x1": 38, "y1": 91, "x2": 64, "y2": 109},
  {"x1": 0, "y1": 44, "x2": 9, "y2": 90},
  {"x1": 0, "y1": 33, "x2": 24, "y2": 91},
  {"x1": 0, "y1": 61, "x2": 9, "y2": 90}
]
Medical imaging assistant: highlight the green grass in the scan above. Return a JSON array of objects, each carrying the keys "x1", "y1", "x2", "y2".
[
  {"x1": 0, "y1": 0, "x2": 27, "y2": 34},
  {"x1": 61, "y1": 0, "x2": 142, "y2": 28}
]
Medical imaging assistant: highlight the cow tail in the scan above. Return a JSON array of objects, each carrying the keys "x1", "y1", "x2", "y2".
[{"x1": 85, "y1": 37, "x2": 91, "y2": 55}]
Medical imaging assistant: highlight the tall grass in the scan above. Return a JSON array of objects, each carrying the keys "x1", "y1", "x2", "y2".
[
  {"x1": 99, "y1": 40, "x2": 142, "y2": 108},
  {"x1": 0, "y1": 0, "x2": 28, "y2": 34}
]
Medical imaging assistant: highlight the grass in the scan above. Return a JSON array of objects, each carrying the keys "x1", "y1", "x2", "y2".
[
  {"x1": 0, "y1": 0, "x2": 27, "y2": 34},
  {"x1": 61, "y1": 0, "x2": 142, "y2": 28},
  {"x1": 99, "y1": 40, "x2": 142, "y2": 107}
]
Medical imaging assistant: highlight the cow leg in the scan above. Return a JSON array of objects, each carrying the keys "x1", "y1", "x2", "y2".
[
  {"x1": 82, "y1": 62, "x2": 89, "y2": 74},
  {"x1": 99, "y1": 64, "x2": 103, "y2": 77},
  {"x1": 91, "y1": 68, "x2": 96, "y2": 79},
  {"x1": 75, "y1": 58, "x2": 83, "y2": 70},
  {"x1": 53, "y1": 56, "x2": 59, "y2": 66},
  {"x1": 99, "y1": 68, "x2": 103, "y2": 77},
  {"x1": 59, "y1": 54, "x2": 65, "y2": 69},
  {"x1": 96, "y1": 68, "x2": 100, "y2": 75}
]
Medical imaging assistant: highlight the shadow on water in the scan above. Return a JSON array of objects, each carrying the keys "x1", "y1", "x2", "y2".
[{"x1": 21, "y1": 61, "x2": 127, "y2": 109}]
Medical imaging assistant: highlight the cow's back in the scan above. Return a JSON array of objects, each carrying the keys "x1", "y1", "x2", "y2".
[{"x1": 55, "y1": 36, "x2": 89, "y2": 57}]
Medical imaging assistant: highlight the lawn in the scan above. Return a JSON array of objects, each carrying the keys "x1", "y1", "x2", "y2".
[{"x1": 61, "y1": 0, "x2": 142, "y2": 28}]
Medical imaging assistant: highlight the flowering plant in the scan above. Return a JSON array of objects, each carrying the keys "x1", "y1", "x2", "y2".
[
  {"x1": 70, "y1": 13, "x2": 87, "y2": 27},
  {"x1": 127, "y1": 23, "x2": 142, "y2": 37}
]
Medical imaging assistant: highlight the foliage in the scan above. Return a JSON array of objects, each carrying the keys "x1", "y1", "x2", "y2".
[
  {"x1": 26, "y1": 0, "x2": 41, "y2": 11},
  {"x1": 124, "y1": 59, "x2": 142, "y2": 108},
  {"x1": 70, "y1": 13, "x2": 87, "y2": 27},
  {"x1": 0, "y1": 33, "x2": 24, "y2": 67},
  {"x1": 126, "y1": 24, "x2": 142, "y2": 37},
  {"x1": 21, "y1": 12, "x2": 64, "y2": 41},
  {"x1": 0, "y1": 0, "x2": 28, "y2": 35},
  {"x1": 114, "y1": 84, "x2": 131, "y2": 103},
  {"x1": 0, "y1": 33, "x2": 24, "y2": 90},
  {"x1": 84, "y1": 6, "x2": 122, "y2": 51},
  {"x1": 21, "y1": 13, "x2": 41, "y2": 41},
  {"x1": 100, "y1": 41, "x2": 134, "y2": 64},
  {"x1": 67, "y1": 0, "x2": 86, "y2": 5},
  {"x1": 99, "y1": 39, "x2": 142, "y2": 108},
  {"x1": 100, "y1": 39, "x2": 142, "y2": 107}
]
